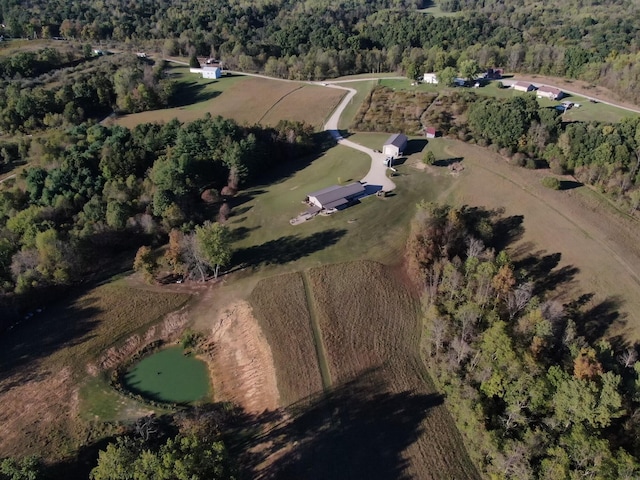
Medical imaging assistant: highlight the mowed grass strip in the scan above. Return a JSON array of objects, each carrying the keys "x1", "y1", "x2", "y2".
[
  {"x1": 249, "y1": 272, "x2": 323, "y2": 405},
  {"x1": 307, "y1": 260, "x2": 418, "y2": 383},
  {"x1": 301, "y1": 260, "x2": 479, "y2": 479},
  {"x1": 117, "y1": 69, "x2": 345, "y2": 130}
]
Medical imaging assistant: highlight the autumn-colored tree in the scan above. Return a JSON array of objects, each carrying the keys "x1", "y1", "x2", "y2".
[
  {"x1": 574, "y1": 347, "x2": 604, "y2": 380},
  {"x1": 492, "y1": 264, "x2": 516, "y2": 300},
  {"x1": 133, "y1": 246, "x2": 156, "y2": 283},
  {"x1": 164, "y1": 229, "x2": 183, "y2": 274}
]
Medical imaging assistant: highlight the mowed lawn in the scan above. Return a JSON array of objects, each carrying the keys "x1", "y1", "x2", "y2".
[
  {"x1": 227, "y1": 140, "x2": 449, "y2": 276},
  {"x1": 0, "y1": 282, "x2": 190, "y2": 459},
  {"x1": 116, "y1": 66, "x2": 345, "y2": 129},
  {"x1": 246, "y1": 260, "x2": 479, "y2": 480}
]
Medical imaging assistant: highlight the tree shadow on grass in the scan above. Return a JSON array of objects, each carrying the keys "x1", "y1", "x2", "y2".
[
  {"x1": 169, "y1": 81, "x2": 221, "y2": 107},
  {"x1": 514, "y1": 251, "x2": 579, "y2": 296},
  {"x1": 559, "y1": 180, "x2": 583, "y2": 190},
  {"x1": 433, "y1": 156, "x2": 463, "y2": 167},
  {"x1": 231, "y1": 229, "x2": 347, "y2": 270},
  {"x1": 235, "y1": 369, "x2": 443, "y2": 480},
  {"x1": 0, "y1": 291, "x2": 102, "y2": 389}
]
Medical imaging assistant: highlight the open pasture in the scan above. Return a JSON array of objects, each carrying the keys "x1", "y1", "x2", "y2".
[{"x1": 116, "y1": 67, "x2": 345, "y2": 129}]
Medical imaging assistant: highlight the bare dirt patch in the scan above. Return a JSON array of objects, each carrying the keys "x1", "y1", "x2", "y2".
[
  {"x1": 441, "y1": 139, "x2": 640, "y2": 340},
  {"x1": 202, "y1": 301, "x2": 279, "y2": 414}
]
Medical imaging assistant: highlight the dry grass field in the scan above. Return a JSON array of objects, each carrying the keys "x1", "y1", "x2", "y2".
[
  {"x1": 116, "y1": 73, "x2": 345, "y2": 130},
  {"x1": 242, "y1": 261, "x2": 479, "y2": 480},
  {"x1": 434, "y1": 138, "x2": 640, "y2": 341},
  {"x1": 248, "y1": 272, "x2": 323, "y2": 406},
  {"x1": 0, "y1": 281, "x2": 190, "y2": 460}
]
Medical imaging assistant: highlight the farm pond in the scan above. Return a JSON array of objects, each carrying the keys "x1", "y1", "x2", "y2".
[{"x1": 123, "y1": 346, "x2": 210, "y2": 404}]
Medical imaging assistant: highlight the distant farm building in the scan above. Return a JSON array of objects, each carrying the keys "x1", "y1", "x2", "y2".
[
  {"x1": 485, "y1": 68, "x2": 503, "y2": 79},
  {"x1": 423, "y1": 73, "x2": 438, "y2": 84},
  {"x1": 537, "y1": 85, "x2": 564, "y2": 100},
  {"x1": 190, "y1": 65, "x2": 222, "y2": 79},
  {"x1": 424, "y1": 127, "x2": 437, "y2": 139},
  {"x1": 306, "y1": 182, "x2": 365, "y2": 213},
  {"x1": 513, "y1": 82, "x2": 535, "y2": 93},
  {"x1": 383, "y1": 133, "x2": 408, "y2": 158}
]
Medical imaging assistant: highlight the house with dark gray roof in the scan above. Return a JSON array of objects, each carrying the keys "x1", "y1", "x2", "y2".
[
  {"x1": 306, "y1": 182, "x2": 365, "y2": 212},
  {"x1": 383, "y1": 133, "x2": 408, "y2": 158}
]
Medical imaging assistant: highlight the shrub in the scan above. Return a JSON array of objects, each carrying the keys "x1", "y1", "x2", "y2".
[{"x1": 541, "y1": 176, "x2": 561, "y2": 190}]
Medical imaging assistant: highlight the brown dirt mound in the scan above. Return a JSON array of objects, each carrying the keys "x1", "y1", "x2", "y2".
[{"x1": 203, "y1": 301, "x2": 279, "y2": 414}]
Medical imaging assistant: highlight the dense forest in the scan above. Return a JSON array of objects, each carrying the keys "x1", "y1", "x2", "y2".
[
  {"x1": 2, "y1": 0, "x2": 640, "y2": 103},
  {"x1": 407, "y1": 202, "x2": 640, "y2": 478},
  {"x1": 0, "y1": 115, "x2": 315, "y2": 311}
]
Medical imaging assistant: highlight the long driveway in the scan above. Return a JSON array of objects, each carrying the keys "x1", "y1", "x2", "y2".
[{"x1": 322, "y1": 83, "x2": 396, "y2": 192}]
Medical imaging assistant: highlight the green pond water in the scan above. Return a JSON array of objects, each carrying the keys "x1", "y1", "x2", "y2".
[{"x1": 124, "y1": 346, "x2": 210, "y2": 404}]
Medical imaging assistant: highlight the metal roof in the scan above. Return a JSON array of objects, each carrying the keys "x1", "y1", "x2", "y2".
[
  {"x1": 308, "y1": 182, "x2": 365, "y2": 207},
  {"x1": 384, "y1": 133, "x2": 408, "y2": 148}
]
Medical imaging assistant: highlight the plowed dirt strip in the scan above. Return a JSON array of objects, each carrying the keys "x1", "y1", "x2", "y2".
[{"x1": 249, "y1": 272, "x2": 323, "y2": 406}]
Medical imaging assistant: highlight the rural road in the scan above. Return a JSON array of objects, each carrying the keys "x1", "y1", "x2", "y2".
[
  {"x1": 0, "y1": 174, "x2": 16, "y2": 184},
  {"x1": 502, "y1": 78, "x2": 640, "y2": 114},
  {"x1": 161, "y1": 56, "x2": 398, "y2": 192}
]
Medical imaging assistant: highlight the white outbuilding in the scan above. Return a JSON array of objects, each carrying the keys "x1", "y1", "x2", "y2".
[
  {"x1": 423, "y1": 72, "x2": 438, "y2": 84},
  {"x1": 383, "y1": 133, "x2": 408, "y2": 158}
]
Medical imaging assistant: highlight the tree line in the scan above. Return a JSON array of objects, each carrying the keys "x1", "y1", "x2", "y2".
[
  {"x1": 0, "y1": 115, "x2": 315, "y2": 298},
  {"x1": 407, "y1": 202, "x2": 640, "y2": 478},
  {"x1": 2, "y1": 0, "x2": 640, "y2": 103}
]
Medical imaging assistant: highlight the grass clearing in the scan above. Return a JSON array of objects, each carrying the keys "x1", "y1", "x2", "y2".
[
  {"x1": 417, "y1": 4, "x2": 460, "y2": 16},
  {"x1": 116, "y1": 67, "x2": 345, "y2": 129},
  {"x1": 0, "y1": 281, "x2": 190, "y2": 459},
  {"x1": 438, "y1": 138, "x2": 640, "y2": 340},
  {"x1": 248, "y1": 272, "x2": 323, "y2": 405}
]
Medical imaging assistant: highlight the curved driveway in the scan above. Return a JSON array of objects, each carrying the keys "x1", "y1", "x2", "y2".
[{"x1": 322, "y1": 83, "x2": 396, "y2": 192}]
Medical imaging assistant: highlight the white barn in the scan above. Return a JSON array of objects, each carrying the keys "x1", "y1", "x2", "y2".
[
  {"x1": 423, "y1": 72, "x2": 438, "y2": 84},
  {"x1": 189, "y1": 66, "x2": 222, "y2": 79},
  {"x1": 383, "y1": 133, "x2": 408, "y2": 158}
]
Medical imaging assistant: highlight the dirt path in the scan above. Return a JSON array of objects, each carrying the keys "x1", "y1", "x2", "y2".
[
  {"x1": 301, "y1": 271, "x2": 332, "y2": 390},
  {"x1": 203, "y1": 301, "x2": 280, "y2": 414}
]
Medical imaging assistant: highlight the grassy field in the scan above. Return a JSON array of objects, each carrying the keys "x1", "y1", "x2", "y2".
[
  {"x1": 244, "y1": 260, "x2": 479, "y2": 479},
  {"x1": 0, "y1": 281, "x2": 190, "y2": 459},
  {"x1": 116, "y1": 66, "x2": 345, "y2": 129},
  {"x1": 434, "y1": 138, "x2": 640, "y2": 340},
  {"x1": 417, "y1": 4, "x2": 459, "y2": 16},
  {"x1": 227, "y1": 140, "x2": 447, "y2": 277},
  {"x1": 248, "y1": 272, "x2": 323, "y2": 406}
]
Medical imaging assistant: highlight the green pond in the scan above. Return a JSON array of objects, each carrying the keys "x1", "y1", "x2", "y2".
[{"x1": 123, "y1": 346, "x2": 210, "y2": 404}]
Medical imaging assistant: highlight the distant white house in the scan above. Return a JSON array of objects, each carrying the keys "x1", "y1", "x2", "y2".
[
  {"x1": 306, "y1": 183, "x2": 365, "y2": 212},
  {"x1": 383, "y1": 133, "x2": 408, "y2": 158},
  {"x1": 513, "y1": 81, "x2": 535, "y2": 93},
  {"x1": 537, "y1": 85, "x2": 564, "y2": 100},
  {"x1": 423, "y1": 72, "x2": 438, "y2": 84},
  {"x1": 189, "y1": 65, "x2": 222, "y2": 79}
]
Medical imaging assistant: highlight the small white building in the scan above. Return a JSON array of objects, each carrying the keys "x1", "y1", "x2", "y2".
[
  {"x1": 513, "y1": 81, "x2": 535, "y2": 93},
  {"x1": 189, "y1": 66, "x2": 222, "y2": 79},
  {"x1": 423, "y1": 73, "x2": 438, "y2": 84},
  {"x1": 537, "y1": 85, "x2": 564, "y2": 100},
  {"x1": 383, "y1": 133, "x2": 408, "y2": 158}
]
